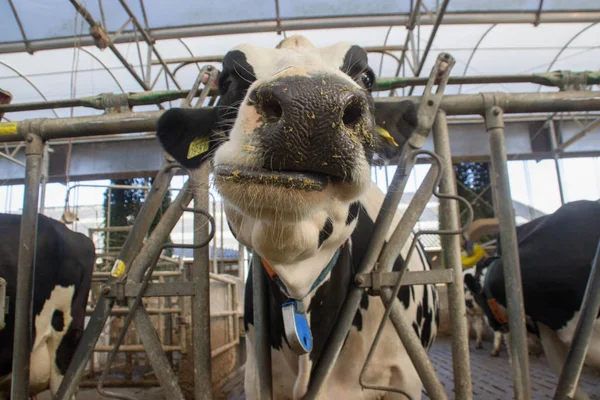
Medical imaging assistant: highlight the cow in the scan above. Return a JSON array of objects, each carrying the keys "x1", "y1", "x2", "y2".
[
  {"x1": 156, "y1": 35, "x2": 439, "y2": 399},
  {"x1": 463, "y1": 268, "x2": 505, "y2": 356},
  {"x1": 0, "y1": 213, "x2": 95, "y2": 399},
  {"x1": 463, "y1": 200, "x2": 600, "y2": 399}
]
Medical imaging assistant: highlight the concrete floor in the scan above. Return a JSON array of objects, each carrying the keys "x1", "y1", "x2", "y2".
[{"x1": 37, "y1": 337, "x2": 599, "y2": 399}]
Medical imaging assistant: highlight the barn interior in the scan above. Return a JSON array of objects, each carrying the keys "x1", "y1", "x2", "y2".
[{"x1": 1, "y1": 1, "x2": 600, "y2": 399}]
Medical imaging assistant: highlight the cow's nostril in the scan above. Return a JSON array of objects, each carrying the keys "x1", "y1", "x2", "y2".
[
  {"x1": 342, "y1": 97, "x2": 363, "y2": 128},
  {"x1": 261, "y1": 98, "x2": 283, "y2": 122}
]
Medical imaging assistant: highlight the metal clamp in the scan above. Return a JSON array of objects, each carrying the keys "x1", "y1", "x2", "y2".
[
  {"x1": 101, "y1": 93, "x2": 131, "y2": 113},
  {"x1": 0, "y1": 277, "x2": 6, "y2": 331},
  {"x1": 409, "y1": 53, "x2": 456, "y2": 149}
]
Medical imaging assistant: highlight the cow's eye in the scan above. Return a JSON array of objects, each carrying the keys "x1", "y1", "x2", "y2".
[{"x1": 357, "y1": 71, "x2": 374, "y2": 90}]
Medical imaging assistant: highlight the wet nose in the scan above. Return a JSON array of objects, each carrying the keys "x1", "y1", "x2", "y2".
[
  {"x1": 254, "y1": 81, "x2": 367, "y2": 128},
  {"x1": 250, "y1": 75, "x2": 374, "y2": 179}
]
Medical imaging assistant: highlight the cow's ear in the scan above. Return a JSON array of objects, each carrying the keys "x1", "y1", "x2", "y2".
[
  {"x1": 463, "y1": 273, "x2": 480, "y2": 294},
  {"x1": 372, "y1": 100, "x2": 418, "y2": 163},
  {"x1": 156, "y1": 107, "x2": 219, "y2": 169}
]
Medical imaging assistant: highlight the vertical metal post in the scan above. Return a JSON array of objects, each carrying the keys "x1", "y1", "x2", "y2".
[
  {"x1": 39, "y1": 144, "x2": 49, "y2": 214},
  {"x1": 485, "y1": 106, "x2": 532, "y2": 400},
  {"x1": 432, "y1": 110, "x2": 473, "y2": 400},
  {"x1": 252, "y1": 251, "x2": 273, "y2": 399},
  {"x1": 11, "y1": 134, "x2": 43, "y2": 400},
  {"x1": 553, "y1": 240, "x2": 600, "y2": 400},
  {"x1": 548, "y1": 120, "x2": 566, "y2": 205},
  {"x1": 190, "y1": 165, "x2": 213, "y2": 400}
]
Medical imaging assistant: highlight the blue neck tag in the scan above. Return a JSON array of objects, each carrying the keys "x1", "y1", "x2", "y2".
[{"x1": 282, "y1": 300, "x2": 313, "y2": 354}]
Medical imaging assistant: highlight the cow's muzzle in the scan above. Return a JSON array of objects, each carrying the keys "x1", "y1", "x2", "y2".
[{"x1": 248, "y1": 74, "x2": 374, "y2": 182}]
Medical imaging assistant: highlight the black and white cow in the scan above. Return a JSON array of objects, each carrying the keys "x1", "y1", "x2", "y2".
[
  {"x1": 464, "y1": 200, "x2": 600, "y2": 399},
  {"x1": 463, "y1": 268, "x2": 506, "y2": 356},
  {"x1": 0, "y1": 213, "x2": 95, "y2": 399},
  {"x1": 156, "y1": 35, "x2": 438, "y2": 399}
]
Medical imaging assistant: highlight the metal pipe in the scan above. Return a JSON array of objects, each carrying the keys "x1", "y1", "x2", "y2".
[
  {"x1": 190, "y1": 165, "x2": 213, "y2": 400},
  {"x1": 381, "y1": 293, "x2": 448, "y2": 399},
  {"x1": 117, "y1": 0, "x2": 181, "y2": 90},
  {"x1": 130, "y1": 308, "x2": 185, "y2": 399},
  {"x1": 432, "y1": 110, "x2": 473, "y2": 400},
  {"x1": 377, "y1": 160, "x2": 439, "y2": 273},
  {"x1": 485, "y1": 106, "x2": 532, "y2": 400},
  {"x1": 0, "y1": 150, "x2": 25, "y2": 166},
  {"x1": 3, "y1": 11, "x2": 600, "y2": 55},
  {"x1": 39, "y1": 144, "x2": 50, "y2": 213},
  {"x1": 10, "y1": 134, "x2": 43, "y2": 400},
  {"x1": 553, "y1": 240, "x2": 600, "y2": 399},
  {"x1": 55, "y1": 161, "x2": 177, "y2": 400},
  {"x1": 547, "y1": 121, "x2": 566, "y2": 205},
  {"x1": 408, "y1": 0, "x2": 450, "y2": 96},
  {"x1": 252, "y1": 251, "x2": 273, "y2": 399}
]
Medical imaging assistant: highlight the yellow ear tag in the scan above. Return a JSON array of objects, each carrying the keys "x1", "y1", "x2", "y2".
[
  {"x1": 111, "y1": 259, "x2": 126, "y2": 278},
  {"x1": 187, "y1": 136, "x2": 210, "y2": 159},
  {"x1": 375, "y1": 126, "x2": 398, "y2": 147}
]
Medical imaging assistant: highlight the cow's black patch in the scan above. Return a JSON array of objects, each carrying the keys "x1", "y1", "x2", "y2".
[
  {"x1": 346, "y1": 201, "x2": 361, "y2": 225},
  {"x1": 340, "y1": 45, "x2": 374, "y2": 90},
  {"x1": 51, "y1": 310, "x2": 64, "y2": 332},
  {"x1": 352, "y1": 310, "x2": 363, "y2": 331},
  {"x1": 217, "y1": 50, "x2": 256, "y2": 133},
  {"x1": 412, "y1": 322, "x2": 420, "y2": 336},
  {"x1": 318, "y1": 218, "x2": 334, "y2": 248},
  {"x1": 410, "y1": 285, "x2": 415, "y2": 301},
  {"x1": 416, "y1": 304, "x2": 423, "y2": 326}
]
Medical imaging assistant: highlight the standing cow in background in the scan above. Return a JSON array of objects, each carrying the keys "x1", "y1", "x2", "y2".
[
  {"x1": 464, "y1": 200, "x2": 600, "y2": 400},
  {"x1": 0, "y1": 214, "x2": 95, "y2": 399},
  {"x1": 157, "y1": 35, "x2": 439, "y2": 399},
  {"x1": 463, "y1": 268, "x2": 506, "y2": 357}
]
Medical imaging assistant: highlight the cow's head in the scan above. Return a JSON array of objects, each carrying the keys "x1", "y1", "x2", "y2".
[{"x1": 157, "y1": 36, "x2": 417, "y2": 297}]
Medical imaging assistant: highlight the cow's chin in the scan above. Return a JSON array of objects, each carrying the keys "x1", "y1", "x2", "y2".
[{"x1": 214, "y1": 166, "x2": 369, "y2": 223}]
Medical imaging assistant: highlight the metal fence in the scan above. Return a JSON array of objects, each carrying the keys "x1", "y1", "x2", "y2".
[{"x1": 1, "y1": 56, "x2": 599, "y2": 400}]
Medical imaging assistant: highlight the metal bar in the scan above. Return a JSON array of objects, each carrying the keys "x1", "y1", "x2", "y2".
[
  {"x1": 553, "y1": 240, "x2": 600, "y2": 400},
  {"x1": 377, "y1": 159, "x2": 438, "y2": 273},
  {"x1": 130, "y1": 307, "x2": 185, "y2": 399},
  {"x1": 39, "y1": 144, "x2": 50, "y2": 213},
  {"x1": 102, "y1": 282, "x2": 196, "y2": 297},
  {"x1": 3, "y1": 74, "x2": 600, "y2": 115},
  {"x1": 55, "y1": 161, "x2": 177, "y2": 400},
  {"x1": 252, "y1": 252, "x2": 273, "y2": 399},
  {"x1": 0, "y1": 149, "x2": 25, "y2": 166},
  {"x1": 7, "y1": 0, "x2": 32, "y2": 54},
  {"x1": 380, "y1": 293, "x2": 448, "y2": 400},
  {"x1": 557, "y1": 118, "x2": 600, "y2": 152},
  {"x1": 10, "y1": 134, "x2": 43, "y2": 400},
  {"x1": 432, "y1": 110, "x2": 473, "y2": 400},
  {"x1": 408, "y1": 0, "x2": 450, "y2": 95},
  {"x1": 69, "y1": 0, "x2": 151, "y2": 92},
  {"x1": 547, "y1": 121, "x2": 566, "y2": 205},
  {"x1": 117, "y1": 0, "x2": 182, "y2": 90},
  {"x1": 355, "y1": 269, "x2": 454, "y2": 288},
  {"x1": 93, "y1": 344, "x2": 181, "y2": 352},
  {"x1": 1, "y1": 91, "x2": 600, "y2": 144},
  {"x1": 86, "y1": 307, "x2": 181, "y2": 315},
  {"x1": 485, "y1": 106, "x2": 532, "y2": 400},
  {"x1": 190, "y1": 165, "x2": 213, "y2": 400},
  {"x1": 211, "y1": 340, "x2": 240, "y2": 358},
  {"x1": 93, "y1": 270, "x2": 182, "y2": 279},
  {"x1": 3, "y1": 11, "x2": 600, "y2": 54}
]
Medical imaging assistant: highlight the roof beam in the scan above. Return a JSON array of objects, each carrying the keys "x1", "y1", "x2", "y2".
[{"x1": 2, "y1": 11, "x2": 600, "y2": 55}]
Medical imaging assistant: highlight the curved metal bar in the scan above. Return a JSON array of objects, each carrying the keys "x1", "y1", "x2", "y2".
[
  {"x1": 178, "y1": 39, "x2": 202, "y2": 72},
  {"x1": 546, "y1": 23, "x2": 597, "y2": 73},
  {"x1": 77, "y1": 47, "x2": 127, "y2": 93},
  {"x1": 378, "y1": 26, "x2": 394, "y2": 78},
  {"x1": 458, "y1": 24, "x2": 497, "y2": 94},
  {"x1": 0, "y1": 60, "x2": 59, "y2": 118}
]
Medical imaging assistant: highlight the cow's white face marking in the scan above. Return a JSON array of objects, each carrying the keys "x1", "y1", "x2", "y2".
[{"x1": 214, "y1": 37, "x2": 376, "y2": 298}]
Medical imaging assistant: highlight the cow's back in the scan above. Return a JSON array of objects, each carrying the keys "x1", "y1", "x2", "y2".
[{"x1": 0, "y1": 213, "x2": 95, "y2": 395}]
